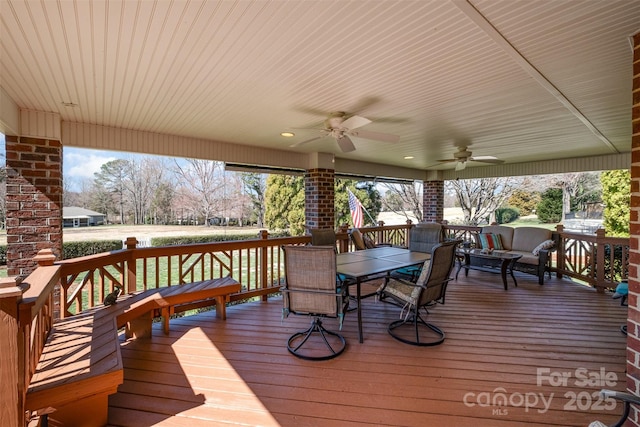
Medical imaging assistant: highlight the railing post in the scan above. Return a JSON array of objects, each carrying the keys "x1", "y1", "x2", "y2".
[
  {"x1": 376, "y1": 221, "x2": 384, "y2": 244},
  {"x1": 0, "y1": 277, "x2": 28, "y2": 427},
  {"x1": 338, "y1": 224, "x2": 349, "y2": 253},
  {"x1": 555, "y1": 224, "x2": 565, "y2": 279},
  {"x1": 595, "y1": 228, "x2": 606, "y2": 293},
  {"x1": 406, "y1": 221, "x2": 415, "y2": 248},
  {"x1": 32, "y1": 249, "x2": 58, "y2": 319},
  {"x1": 259, "y1": 230, "x2": 269, "y2": 302},
  {"x1": 125, "y1": 237, "x2": 138, "y2": 294}
]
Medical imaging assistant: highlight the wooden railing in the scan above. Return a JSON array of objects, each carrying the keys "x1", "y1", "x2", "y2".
[
  {"x1": 1, "y1": 221, "x2": 630, "y2": 425},
  {"x1": 1, "y1": 249, "x2": 59, "y2": 427},
  {"x1": 55, "y1": 232, "x2": 311, "y2": 317},
  {"x1": 51, "y1": 222, "x2": 631, "y2": 317},
  {"x1": 554, "y1": 225, "x2": 629, "y2": 290}
]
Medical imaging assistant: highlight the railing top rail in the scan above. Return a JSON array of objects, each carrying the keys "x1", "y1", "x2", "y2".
[{"x1": 18, "y1": 265, "x2": 60, "y2": 325}]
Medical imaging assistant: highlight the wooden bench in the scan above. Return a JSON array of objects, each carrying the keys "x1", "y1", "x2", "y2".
[{"x1": 26, "y1": 276, "x2": 240, "y2": 426}]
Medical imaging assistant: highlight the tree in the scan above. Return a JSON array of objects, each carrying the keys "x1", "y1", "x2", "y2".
[
  {"x1": 508, "y1": 190, "x2": 541, "y2": 216},
  {"x1": 94, "y1": 159, "x2": 130, "y2": 224},
  {"x1": 555, "y1": 172, "x2": 601, "y2": 220},
  {"x1": 536, "y1": 188, "x2": 563, "y2": 223},
  {"x1": 381, "y1": 181, "x2": 423, "y2": 222},
  {"x1": 601, "y1": 169, "x2": 630, "y2": 237},
  {"x1": 264, "y1": 174, "x2": 305, "y2": 235},
  {"x1": 150, "y1": 182, "x2": 175, "y2": 225},
  {"x1": 240, "y1": 173, "x2": 267, "y2": 227},
  {"x1": 446, "y1": 177, "x2": 520, "y2": 225},
  {"x1": 173, "y1": 159, "x2": 225, "y2": 225},
  {"x1": 124, "y1": 157, "x2": 169, "y2": 224}
]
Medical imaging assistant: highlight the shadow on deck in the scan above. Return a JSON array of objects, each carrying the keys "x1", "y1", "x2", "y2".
[{"x1": 107, "y1": 271, "x2": 628, "y2": 427}]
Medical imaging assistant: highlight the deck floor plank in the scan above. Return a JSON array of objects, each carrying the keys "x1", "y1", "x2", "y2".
[{"x1": 107, "y1": 272, "x2": 628, "y2": 426}]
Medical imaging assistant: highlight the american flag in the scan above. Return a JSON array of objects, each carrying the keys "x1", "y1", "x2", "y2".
[{"x1": 348, "y1": 189, "x2": 364, "y2": 228}]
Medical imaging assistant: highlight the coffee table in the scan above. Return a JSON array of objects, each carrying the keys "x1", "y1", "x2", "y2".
[{"x1": 455, "y1": 248, "x2": 523, "y2": 290}]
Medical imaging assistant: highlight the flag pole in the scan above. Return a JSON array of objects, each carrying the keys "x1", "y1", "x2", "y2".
[{"x1": 361, "y1": 204, "x2": 377, "y2": 226}]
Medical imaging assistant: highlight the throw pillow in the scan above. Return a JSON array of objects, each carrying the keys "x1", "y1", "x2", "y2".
[
  {"x1": 532, "y1": 239, "x2": 555, "y2": 256},
  {"x1": 478, "y1": 233, "x2": 503, "y2": 250},
  {"x1": 351, "y1": 228, "x2": 366, "y2": 250},
  {"x1": 363, "y1": 235, "x2": 377, "y2": 249}
]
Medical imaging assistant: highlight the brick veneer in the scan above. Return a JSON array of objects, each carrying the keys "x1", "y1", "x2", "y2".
[
  {"x1": 304, "y1": 168, "x2": 335, "y2": 230},
  {"x1": 629, "y1": 32, "x2": 640, "y2": 426},
  {"x1": 423, "y1": 180, "x2": 444, "y2": 223},
  {"x1": 5, "y1": 136, "x2": 63, "y2": 276}
]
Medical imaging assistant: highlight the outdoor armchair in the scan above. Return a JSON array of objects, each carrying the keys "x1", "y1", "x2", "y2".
[
  {"x1": 377, "y1": 239, "x2": 460, "y2": 346},
  {"x1": 281, "y1": 245, "x2": 349, "y2": 360}
]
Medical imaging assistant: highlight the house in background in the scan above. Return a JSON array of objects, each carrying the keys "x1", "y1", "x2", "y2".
[{"x1": 62, "y1": 207, "x2": 106, "y2": 228}]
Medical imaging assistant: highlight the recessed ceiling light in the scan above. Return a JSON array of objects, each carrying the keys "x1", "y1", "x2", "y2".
[
  {"x1": 280, "y1": 132, "x2": 295, "y2": 137},
  {"x1": 404, "y1": 156, "x2": 414, "y2": 160}
]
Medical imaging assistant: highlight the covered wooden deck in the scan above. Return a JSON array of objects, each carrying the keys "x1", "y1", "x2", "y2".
[{"x1": 107, "y1": 271, "x2": 628, "y2": 427}]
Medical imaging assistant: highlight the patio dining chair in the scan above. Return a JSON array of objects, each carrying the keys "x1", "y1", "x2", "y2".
[
  {"x1": 392, "y1": 223, "x2": 444, "y2": 282},
  {"x1": 377, "y1": 239, "x2": 460, "y2": 346},
  {"x1": 310, "y1": 228, "x2": 337, "y2": 247},
  {"x1": 281, "y1": 245, "x2": 349, "y2": 360}
]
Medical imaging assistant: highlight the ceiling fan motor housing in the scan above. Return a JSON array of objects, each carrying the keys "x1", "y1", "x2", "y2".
[
  {"x1": 325, "y1": 112, "x2": 347, "y2": 129},
  {"x1": 453, "y1": 148, "x2": 472, "y2": 160}
]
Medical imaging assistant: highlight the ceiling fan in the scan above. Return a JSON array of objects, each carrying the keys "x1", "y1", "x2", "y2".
[
  {"x1": 290, "y1": 111, "x2": 400, "y2": 153},
  {"x1": 436, "y1": 146, "x2": 504, "y2": 171}
]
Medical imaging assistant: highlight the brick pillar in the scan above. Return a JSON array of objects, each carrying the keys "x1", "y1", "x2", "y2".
[
  {"x1": 304, "y1": 168, "x2": 335, "y2": 230},
  {"x1": 5, "y1": 136, "x2": 63, "y2": 276},
  {"x1": 628, "y1": 31, "x2": 640, "y2": 426},
  {"x1": 423, "y1": 180, "x2": 444, "y2": 223}
]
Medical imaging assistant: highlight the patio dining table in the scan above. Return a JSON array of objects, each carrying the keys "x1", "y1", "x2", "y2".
[{"x1": 336, "y1": 247, "x2": 431, "y2": 343}]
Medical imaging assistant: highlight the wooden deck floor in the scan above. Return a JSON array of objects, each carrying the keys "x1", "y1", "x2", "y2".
[{"x1": 107, "y1": 272, "x2": 628, "y2": 427}]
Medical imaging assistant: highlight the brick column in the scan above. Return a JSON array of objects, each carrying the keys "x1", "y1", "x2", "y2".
[
  {"x1": 628, "y1": 31, "x2": 640, "y2": 426},
  {"x1": 5, "y1": 136, "x2": 63, "y2": 276},
  {"x1": 304, "y1": 168, "x2": 335, "y2": 230},
  {"x1": 423, "y1": 180, "x2": 444, "y2": 223}
]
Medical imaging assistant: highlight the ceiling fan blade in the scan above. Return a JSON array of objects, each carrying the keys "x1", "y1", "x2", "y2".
[
  {"x1": 336, "y1": 135, "x2": 356, "y2": 152},
  {"x1": 435, "y1": 158, "x2": 457, "y2": 163},
  {"x1": 341, "y1": 115, "x2": 371, "y2": 130},
  {"x1": 290, "y1": 136, "x2": 324, "y2": 147},
  {"x1": 350, "y1": 129, "x2": 400, "y2": 144},
  {"x1": 455, "y1": 161, "x2": 467, "y2": 171}
]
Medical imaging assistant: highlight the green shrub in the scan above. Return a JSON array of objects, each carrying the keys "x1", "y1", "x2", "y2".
[
  {"x1": 0, "y1": 245, "x2": 6, "y2": 265},
  {"x1": 537, "y1": 188, "x2": 563, "y2": 223},
  {"x1": 62, "y1": 240, "x2": 124, "y2": 260},
  {"x1": 495, "y1": 207, "x2": 520, "y2": 224},
  {"x1": 508, "y1": 190, "x2": 541, "y2": 216}
]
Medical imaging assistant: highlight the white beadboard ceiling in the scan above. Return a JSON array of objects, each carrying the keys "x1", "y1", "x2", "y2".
[{"x1": 0, "y1": 0, "x2": 638, "y2": 176}]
